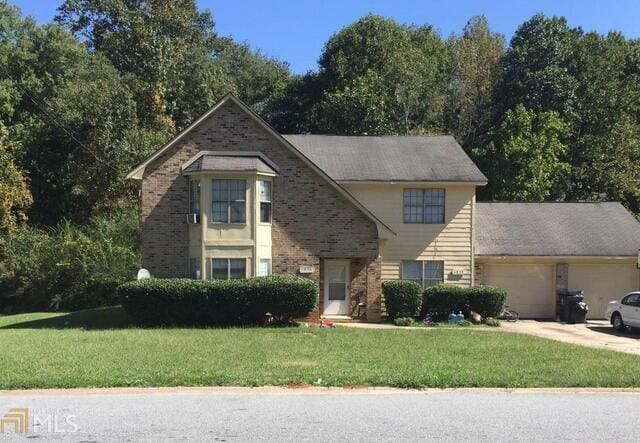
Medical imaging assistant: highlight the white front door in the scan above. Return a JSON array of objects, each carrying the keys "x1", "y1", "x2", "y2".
[{"x1": 324, "y1": 260, "x2": 350, "y2": 316}]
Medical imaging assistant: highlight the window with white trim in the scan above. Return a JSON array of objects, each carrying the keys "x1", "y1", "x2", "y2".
[
  {"x1": 403, "y1": 188, "x2": 445, "y2": 224},
  {"x1": 189, "y1": 180, "x2": 200, "y2": 215},
  {"x1": 258, "y1": 258, "x2": 272, "y2": 276},
  {"x1": 189, "y1": 258, "x2": 201, "y2": 279},
  {"x1": 212, "y1": 179, "x2": 246, "y2": 223},
  {"x1": 401, "y1": 260, "x2": 444, "y2": 287},
  {"x1": 211, "y1": 258, "x2": 247, "y2": 280},
  {"x1": 259, "y1": 180, "x2": 272, "y2": 223}
]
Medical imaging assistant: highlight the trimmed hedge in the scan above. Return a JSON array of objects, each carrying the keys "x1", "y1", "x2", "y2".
[
  {"x1": 382, "y1": 280, "x2": 422, "y2": 320},
  {"x1": 118, "y1": 275, "x2": 318, "y2": 326},
  {"x1": 467, "y1": 286, "x2": 507, "y2": 318},
  {"x1": 422, "y1": 284, "x2": 470, "y2": 320},
  {"x1": 421, "y1": 284, "x2": 506, "y2": 321}
]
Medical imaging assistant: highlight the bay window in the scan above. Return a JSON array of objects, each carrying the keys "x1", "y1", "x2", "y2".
[
  {"x1": 259, "y1": 180, "x2": 272, "y2": 223},
  {"x1": 211, "y1": 258, "x2": 247, "y2": 280},
  {"x1": 212, "y1": 179, "x2": 246, "y2": 223}
]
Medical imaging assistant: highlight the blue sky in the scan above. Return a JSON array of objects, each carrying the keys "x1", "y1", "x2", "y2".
[{"x1": 11, "y1": 0, "x2": 640, "y2": 74}]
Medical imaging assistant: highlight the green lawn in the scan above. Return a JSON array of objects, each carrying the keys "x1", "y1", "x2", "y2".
[{"x1": 0, "y1": 307, "x2": 639, "y2": 389}]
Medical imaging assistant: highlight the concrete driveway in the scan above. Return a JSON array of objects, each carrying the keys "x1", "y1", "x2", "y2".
[{"x1": 501, "y1": 320, "x2": 640, "y2": 355}]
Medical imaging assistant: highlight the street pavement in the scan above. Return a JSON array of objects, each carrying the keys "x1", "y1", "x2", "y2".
[{"x1": 0, "y1": 388, "x2": 636, "y2": 441}]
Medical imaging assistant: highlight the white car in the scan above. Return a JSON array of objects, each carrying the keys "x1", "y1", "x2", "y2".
[{"x1": 605, "y1": 292, "x2": 640, "y2": 331}]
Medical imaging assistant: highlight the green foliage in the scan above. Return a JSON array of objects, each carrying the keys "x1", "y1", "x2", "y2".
[
  {"x1": 485, "y1": 318, "x2": 501, "y2": 327},
  {"x1": 269, "y1": 14, "x2": 452, "y2": 135},
  {"x1": 393, "y1": 317, "x2": 416, "y2": 327},
  {"x1": 447, "y1": 16, "x2": 505, "y2": 151},
  {"x1": 0, "y1": 208, "x2": 140, "y2": 312},
  {"x1": 476, "y1": 105, "x2": 569, "y2": 200},
  {"x1": 422, "y1": 285, "x2": 470, "y2": 321},
  {"x1": 118, "y1": 275, "x2": 318, "y2": 326},
  {"x1": 382, "y1": 280, "x2": 422, "y2": 320},
  {"x1": 467, "y1": 286, "x2": 507, "y2": 318},
  {"x1": 422, "y1": 285, "x2": 507, "y2": 321},
  {"x1": 458, "y1": 320, "x2": 473, "y2": 327},
  {"x1": 420, "y1": 284, "x2": 507, "y2": 320},
  {"x1": 0, "y1": 123, "x2": 31, "y2": 232},
  {"x1": 502, "y1": 14, "x2": 578, "y2": 118}
]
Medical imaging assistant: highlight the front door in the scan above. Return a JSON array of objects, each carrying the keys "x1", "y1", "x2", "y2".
[{"x1": 324, "y1": 260, "x2": 350, "y2": 316}]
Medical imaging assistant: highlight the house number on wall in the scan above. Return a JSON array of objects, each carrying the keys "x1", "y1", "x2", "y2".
[{"x1": 299, "y1": 266, "x2": 315, "y2": 274}]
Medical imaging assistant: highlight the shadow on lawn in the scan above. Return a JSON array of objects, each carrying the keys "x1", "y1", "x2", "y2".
[
  {"x1": 0, "y1": 306, "x2": 139, "y2": 330},
  {"x1": 0, "y1": 306, "x2": 305, "y2": 331}
]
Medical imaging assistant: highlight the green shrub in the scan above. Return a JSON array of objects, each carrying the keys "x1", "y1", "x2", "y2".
[
  {"x1": 118, "y1": 275, "x2": 318, "y2": 326},
  {"x1": 485, "y1": 318, "x2": 501, "y2": 327},
  {"x1": 422, "y1": 284, "x2": 470, "y2": 321},
  {"x1": 382, "y1": 280, "x2": 422, "y2": 320},
  {"x1": 467, "y1": 286, "x2": 507, "y2": 318},
  {"x1": 458, "y1": 320, "x2": 473, "y2": 327},
  {"x1": 393, "y1": 317, "x2": 416, "y2": 327},
  {"x1": 0, "y1": 209, "x2": 139, "y2": 312}
]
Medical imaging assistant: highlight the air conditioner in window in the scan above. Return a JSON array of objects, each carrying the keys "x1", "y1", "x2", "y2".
[{"x1": 186, "y1": 213, "x2": 200, "y2": 224}]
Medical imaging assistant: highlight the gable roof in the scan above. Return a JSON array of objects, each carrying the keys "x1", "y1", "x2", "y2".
[
  {"x1": 126, "y1": 93, "x2": 395, "y2": 238},
  {"x1": 282, "y1": 135, "x2": 487, "y2": 183},
  {"x1": 475, "y1": 202, "x2": 640, "y2": 257}
]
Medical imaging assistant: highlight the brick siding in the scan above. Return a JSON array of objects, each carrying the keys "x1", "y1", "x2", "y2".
[{"x1": 140, "y1": 99, "x2": 381, "y2": 321}]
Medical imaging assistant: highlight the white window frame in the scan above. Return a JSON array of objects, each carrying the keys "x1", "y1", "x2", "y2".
[
  {"x1": 189, "y1": 257, "x2": 201, "y2": 280},
  {"x1": 210, "y1": 258, "x2": 247, "y2": 280},
  {"x1": 258, "y1": 258, "x2": 272, "y2": 276},
  {"x1": 401, "y1": 260, "x2": 444, "y2": 287},
  {"x1": 189, "y1": 179, "x2": 201, "y2": 216},
  {"x1": 211, "y1": 179, "x2": 247, "y2": 224},
  {"x1": 403, "y1": 188, "x2": 445, "y2": 224},
  {"x1": 258, "y1": 180, "x2": 272, "y2": 224}
]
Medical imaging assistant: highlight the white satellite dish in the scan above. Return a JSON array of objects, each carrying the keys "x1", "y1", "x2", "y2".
[{"x1": 137, "y1": 268, "x2": 151, "y2": 280}]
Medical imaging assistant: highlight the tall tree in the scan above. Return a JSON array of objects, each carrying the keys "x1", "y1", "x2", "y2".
[
  {"x1": 447, "y1": 16, "x2": 504, "y2": 151},
  {"x1": 501, "y1": 14, "x2": 578, "y2": 119},
  {"x1": 56, "y1": 0, "x2": 219, "y2": 129},
  {"x1": 475, "y1": 105, "x2": 569, "y2": 201},
  {"x1": 0, "y1": 122, "x2": 31, "y2": 232},
  {"x1": 56, "y1": 0, "x2": 290, "y2": 130}
]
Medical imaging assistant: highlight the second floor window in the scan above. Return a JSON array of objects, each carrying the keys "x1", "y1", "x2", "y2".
[
  {"x1": 403, "y1": 188, "x2": 445, "y2": 224},
  {"x1": 189, "y1": 180, "x2": 200, "y2": 215},
  {"x1": 212, "y1": 179, "x2": 246, "y2": 223},
  {"x1": 259, "y1": 180, "x2": 272, "y2": 223}
]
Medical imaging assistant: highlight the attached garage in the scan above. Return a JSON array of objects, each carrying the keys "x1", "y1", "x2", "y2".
[
  {"x1": 482, "y1": 264, "x2": 555, "y2": 319},
  {"x1": 475, "y1": 202, "x2": 640, "y2": 320},
  {"x1": 568, "y1": 264, "x2": 638, "y2": 318}
]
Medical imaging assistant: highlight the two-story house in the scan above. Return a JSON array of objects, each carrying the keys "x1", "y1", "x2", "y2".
[{"x1": 127, "y1": 94, "x2": 640, "y2": 321}]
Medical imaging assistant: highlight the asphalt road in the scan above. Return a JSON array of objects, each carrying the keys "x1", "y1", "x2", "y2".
[{"x1": 0, "y1": 388, "x2": 636, "y2": 441}]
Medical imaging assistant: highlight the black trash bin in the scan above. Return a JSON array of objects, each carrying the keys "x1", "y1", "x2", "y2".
[{"x1": 556, "y1": 290, "x2": 588, "y2": 323}]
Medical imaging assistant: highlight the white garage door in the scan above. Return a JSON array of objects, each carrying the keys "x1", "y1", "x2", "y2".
[
  {"x1": 483, "y1": 264, "x2": 555, "y2": 319},
  {"x1": 569, "y1": 264, "x2": 639, "y2": 319}
]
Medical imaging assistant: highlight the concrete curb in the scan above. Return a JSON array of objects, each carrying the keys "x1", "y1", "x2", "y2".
[{"x1": 2, "y1": 386, "x2": 640, "y2": 396}]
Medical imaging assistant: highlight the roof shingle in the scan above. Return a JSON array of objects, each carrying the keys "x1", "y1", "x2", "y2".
[
  {"x1": 475, "y1": 202, "x2": 640, "y2": 257},
  {"x1": 282, "y1": 134, "x2": 487, "y2": 183}
]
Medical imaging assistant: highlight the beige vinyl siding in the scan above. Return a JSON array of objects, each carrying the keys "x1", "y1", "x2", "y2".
[{"x1": 344, "y1": 183, "x2": 475, "y2": 286}]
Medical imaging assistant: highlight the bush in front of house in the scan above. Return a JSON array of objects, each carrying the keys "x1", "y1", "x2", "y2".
[
  {"x1": 382, "y1": 280, "x2": 423, "y2": 320},
  {"x1": 421, "y1": 284, "x2": 507, "y2": 322},
  {"x1": 117, "y1": 275, "x2": 318, "y2": 326},
  {"x1": 421, "y1": 284, "x2": 470, "y2": 321},
  {"x1": 467, "y1": 286, "x2": 507, "y2": 318}
]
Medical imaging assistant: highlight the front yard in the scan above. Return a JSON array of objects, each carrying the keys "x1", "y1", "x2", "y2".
[{"x1": 0, "y1": 307, "x2": 639, "y2": 390}]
